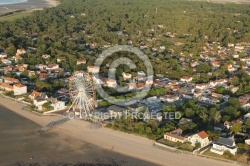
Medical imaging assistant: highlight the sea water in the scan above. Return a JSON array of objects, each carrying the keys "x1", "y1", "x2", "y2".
[{"x1": 0, "y1": 0, "x2": 28, "y2": 5}]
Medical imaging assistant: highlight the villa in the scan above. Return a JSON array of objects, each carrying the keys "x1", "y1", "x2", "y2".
[
  {"x1": 187, "y1": 131, "x2": 210, "y2": 148},
  {"x1": 210, "y1": 137, "x2": 237, "y2": 155}
]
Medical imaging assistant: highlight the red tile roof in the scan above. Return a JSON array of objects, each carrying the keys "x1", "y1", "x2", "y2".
[{"x1": 197, "y1": 131, "x2": 208, "y2": 139}]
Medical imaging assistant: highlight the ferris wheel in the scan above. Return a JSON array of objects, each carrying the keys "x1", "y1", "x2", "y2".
[{"x1": 67, "y1": 71, "x2": 96, "y2": 118}]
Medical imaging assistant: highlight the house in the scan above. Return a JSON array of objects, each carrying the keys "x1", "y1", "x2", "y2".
[
  {"x1": 34, "y1": 98, "x2": 48, "y2": 110},
  {"x1": 33, "y1": 93, "x2": 49, "y2": 110},
  {"x1": 16, "y1": 48, "x2": 26, "y2": 55},
  {"x1": 76, "y1": 59, "x2": 86, "y2": 65},
  {"x1": 180, "y1": 76, "x2": 193, "y2": 83},
  {"x1": 27, "y1": 70, "x2": 36, "y2": 77},
  {"x1": 38, "y1": 73, "x2": 48, "y2": 81},
  {"x1": 13, "y1": 55, "x2": 23, "y2": 62},
  {"x1": 13, "y1": 84, "x2": 27, "y2": 95},
  {"x1": 46, "y1": 64, "x2": 59, "y2": 70},
  {"x1": 129, "y1": 82, "x2": 137, "y2": 90},
  {"x1": 122, "y1": 72, "x2": 132, "y2": 80},
  {"x1": 42, "y1": 54, "x2": 50, "y2": 59},
  {"x1": 160, "y1": 94, "x2": 179, "y2": 103},
  {"x1": 50, "y1": 99, "x2": 66, "y2": 111},
  {"x1": 212, "y1": 61, "x2": 221, "y2": 68},
  {"x1": 29, "y1": 90, "x2": 41, "y2": 100},
  {"x1": 164, "y1": 129, "x2": 187, "y2": 143},
  {"x1": 0, "y1": 83, "x2": 13, "y2": 91},
  {"x1": 210, "y1": 137, "x2": 237, "y2": 155},
  {"x1": 244, "y1": 113, "x2": 250, "y2": 119},
  {"x1": 36, "y1": 64, "x2": 47, "y2": 70},
  {"x1": 137, "y1": 71, "x2": 146, "y2": 77},
  {"x1": 187, "y1": 131, "x2": 210, "y2": 147},
  {"x1": 87, "y1": 66, "x2": 99, "y2": 73},
  {"x1": 146, "y1": 79, "x2": 153, "y2": 85},
  {"x1": 0, "y1": 54, "x2": 7, "y2": 58},
  {"x1": 106, "y1": 79, "x2": 117, "y2": 88},
  {"x1": 239, "y1": 94, "x2": 250, "y2": 103},
  {"x1": 245, "y1": 139, "x2": 250, "y2": 145},
  {"x1": 107, "y1": 105, "x2": 129, "y2": 119},
  {"x1": 190, "y1": 61, "x2": 200, "y2": 68},
  {"x1": 1, "y1": 59, "x2": 11, "y2": 65},
  {"x1": 195, "y1": 84, "x2": 207, "y2": 90},
  {"x1": 4, "y1": 77, "x2": 19, "y2": 84},
  {"x1": 240, "y1": 101, "x2": 250, "y2": 109}
]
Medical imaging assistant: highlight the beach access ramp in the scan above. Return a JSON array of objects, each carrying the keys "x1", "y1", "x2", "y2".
[{"x1": 39, "y1": 117, "x2": 70, "y2": 133}]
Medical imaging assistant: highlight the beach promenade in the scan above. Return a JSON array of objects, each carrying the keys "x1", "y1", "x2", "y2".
[{"x1": 0, "y1": 96, "x2": 240, "y2": 166}]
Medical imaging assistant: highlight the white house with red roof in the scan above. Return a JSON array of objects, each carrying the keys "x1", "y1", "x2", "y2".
[
  {"x1": 0, "y1": 83, "x2": 13, "y2": 91},
  {"x1": 4, "y1": 77, "x2": 19, "y2": 84},
  {"x1": 187, "y1": 131, "x2": 210, "y2": 147}
]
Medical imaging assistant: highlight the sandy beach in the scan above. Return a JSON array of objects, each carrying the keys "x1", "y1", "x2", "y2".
[
  {"x1": 0, "y1": 95, "x2": 240, "y2": 166},
  {"x1": 0, "y1": 0, "x2": 59, "y2": 15},
  {"x1": 0, "y1": 100, "x2": 155, "y2": 166}
]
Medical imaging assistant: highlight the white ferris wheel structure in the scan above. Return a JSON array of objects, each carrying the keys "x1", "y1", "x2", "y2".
[{"x1": 67, "y1": 71, "x2": 96, "y2": 118}]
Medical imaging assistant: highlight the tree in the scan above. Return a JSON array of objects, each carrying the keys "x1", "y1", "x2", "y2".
[
  {"x1": 230, "y1": 123, "x2": 242, "y2": 133},
  {"x1": 244, "y1": 119, "x2": 250, "y2": 130},
  {"x1": 185, "y1": 108, "x2": 194, "y2": 118},
  {"x1": 213, "y1": 112, "x2": 222, "y2": 124},
  {"x1": 195, "y1": 142, "x2": 201, "y2": 149},
  {"x1": 42, "y1": 102, "x2": 53, "y2": 112}
]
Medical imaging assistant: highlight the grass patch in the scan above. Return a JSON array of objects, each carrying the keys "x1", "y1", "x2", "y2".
[
  {"x1": 157, "y1": 138, "x2": 177, "y2": 147},
  {"x1": 203, "y1": 149, "x2": 228, "y2": 158},
  {"x1": 177, "y1": 143, "x2": 195, "y2": 152},
  {"x1": 157, "y1": 138, "x2": 195, "y2": 152}
]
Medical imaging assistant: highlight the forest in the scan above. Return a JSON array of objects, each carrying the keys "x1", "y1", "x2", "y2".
[{"x1": 0, "y1": 0, "x2": 250, "y2": 74}]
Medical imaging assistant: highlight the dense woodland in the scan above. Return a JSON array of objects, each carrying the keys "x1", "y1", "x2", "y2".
[{"x1": 0, "y1": 0, "x2": 250, "y2": 71}]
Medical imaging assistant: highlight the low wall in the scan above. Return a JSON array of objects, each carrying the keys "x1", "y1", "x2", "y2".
[{"x1": 153, "y1": 142, "x2": 194, "y2": 155}]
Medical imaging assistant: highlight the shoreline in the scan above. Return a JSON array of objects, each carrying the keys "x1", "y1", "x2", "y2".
[
  {"x1": 0, "y1": 104, "x2": 153, "y2": 166},
  {"x1": 0, "y1": 95, "x2": 240, "y2": 166},
  {"x1": 0, "y1": 0, "x2": 59, "y2": 16}
]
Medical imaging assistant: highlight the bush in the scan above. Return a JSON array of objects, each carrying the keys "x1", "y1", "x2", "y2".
[{"x1": 223, "y1": 150, "x2": 234, "y2": 159}]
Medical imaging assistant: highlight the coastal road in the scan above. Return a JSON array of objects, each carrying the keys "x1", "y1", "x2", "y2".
[{"x1": 0, "y1": 96, "x2": 239, "y2": 166}]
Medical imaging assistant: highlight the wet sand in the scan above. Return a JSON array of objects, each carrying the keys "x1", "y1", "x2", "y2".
[
  {"x1": 0, "y1": 105, "x2": 155, "y2": 166},
  {"x1": 0, "y1": 0, "x2": 58, "y2": 15}
]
